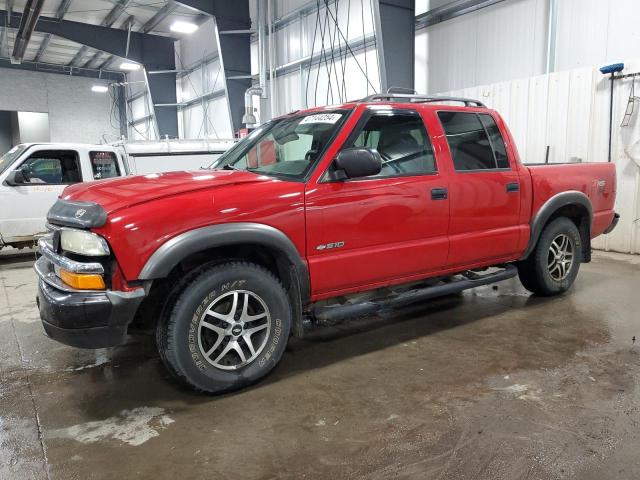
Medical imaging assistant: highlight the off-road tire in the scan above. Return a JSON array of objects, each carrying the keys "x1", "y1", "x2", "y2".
[
  {"x1": 518, "y1": 217, "x2": 582, "y2": 296},
  {"x1": 156, "y1": 261, "x2": 292, "y2": 394}
]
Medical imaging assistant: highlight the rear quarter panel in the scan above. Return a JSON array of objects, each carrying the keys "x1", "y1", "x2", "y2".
[{"x1": 527, "y1": 163, "x2": 616, "y2": 237}]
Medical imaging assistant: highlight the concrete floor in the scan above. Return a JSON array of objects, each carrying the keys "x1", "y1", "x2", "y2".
[{"x1": 1, "y1": 251, "x2": 639, "y2": 480}]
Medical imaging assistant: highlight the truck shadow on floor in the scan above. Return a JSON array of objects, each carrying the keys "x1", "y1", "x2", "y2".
[{"x1": 75, "y1": 288, "x2": 576, "y2": 405}]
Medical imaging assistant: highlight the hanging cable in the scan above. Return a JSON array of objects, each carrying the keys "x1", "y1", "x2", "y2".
[
  {"x1": 369, "y1": 0, "x2": 378, "y2": 90},
  {"x1": 340, "y1": 0, "x2": 352, "y2": 101},
  {"x1": 324, "y1": 2, "x2": 377, "y2": 93},
  {"x1": 312, "y1": 0, "x2": 323, "y2": 107},
  {"x1": 318, "y1": 0, "x2": 334, "y2": 105},
  {"x1": 305, "y1": 0, "x2": 321, "y2": 107},
  {"x1": 325, "y1": 0, "x2": 340, "y2": 104},
  {"x1": 361, "y1": 0, "x2": 369, "y2": 95}
]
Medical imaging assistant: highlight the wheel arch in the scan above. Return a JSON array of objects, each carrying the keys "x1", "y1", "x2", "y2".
[
  {"x1": 138, "y1": 223, "x2": 310, "y2": 336},
  {"x1": 521, "y1": 191, "x2": 593, "y2": 262}
]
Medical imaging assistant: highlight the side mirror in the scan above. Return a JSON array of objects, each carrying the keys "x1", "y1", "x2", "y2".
[
  {"x1": 334, "y1": 147, "x2": 382, "y2": 179},
  {"x1": 4, "y1": 169, "x2": 26, "y2": 186}
]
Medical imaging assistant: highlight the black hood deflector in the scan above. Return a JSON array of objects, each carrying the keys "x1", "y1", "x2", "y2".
[{"x1": 47, "y1": 199, "x2": 108, "y2": 229}]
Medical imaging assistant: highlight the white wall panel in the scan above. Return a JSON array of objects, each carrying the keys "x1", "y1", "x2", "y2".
[
  {"x1": 415, "y1": 0, "x2": 547, "y2": 94},
  {"x1": 175, "y1": 17, "x2": 232, "y2": 139},
  {"x1": 0, "y1": 68, "x2": 119, "y2": 144},
  {"x1": 525, "y1": 74, "x2": 549, "y2": 164},
  {"x1": 176, "y1": 18, "x2": 219, "y2": 67},
  {"x1": 554, "y1": 0, "x2": 640, "y2": 72},
  {"x1": 545, "y1": 71, "x2": 570, "y2": 163}
]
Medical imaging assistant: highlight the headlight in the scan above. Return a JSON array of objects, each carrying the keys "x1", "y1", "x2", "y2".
[{"x1": 60, "y1": 230, "x2": 110, "y2": 256}]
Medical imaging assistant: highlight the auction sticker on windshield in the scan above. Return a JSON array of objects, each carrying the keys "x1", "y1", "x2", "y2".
[{"x1": 299, "y1": 113, "x2": 343, "y2": 125}]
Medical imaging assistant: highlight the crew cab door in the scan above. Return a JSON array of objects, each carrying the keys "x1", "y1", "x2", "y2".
[
  {"x1": 305, "y1": 108, "x2": 450, "y2": 298},
  {"x1": 0, "y1": 148, "x2": 83, "y2": 242},
  {"x1": 434, "y1": 110, "x2": 522, "y2": 266}
]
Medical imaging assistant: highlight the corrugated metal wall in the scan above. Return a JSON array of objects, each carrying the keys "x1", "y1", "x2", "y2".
[
  {"x1": 415, "y1": 0, "x2": 548, "y2": 94},
  {"x1": 415, "y1": 0, "x2": 640, "y2": 94},
  {"x1": 439, "y1": 61, "x2": 640, "y2": 254}
]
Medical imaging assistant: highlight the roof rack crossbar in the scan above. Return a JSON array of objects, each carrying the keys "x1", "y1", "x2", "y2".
[{"x1": 360, "y1": 93, "x2": 486, "y2": 108}]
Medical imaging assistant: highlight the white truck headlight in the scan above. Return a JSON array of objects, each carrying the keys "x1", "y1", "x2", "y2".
[{"x1": 60, "y1": 230, "x2": 110, "y2": 256}]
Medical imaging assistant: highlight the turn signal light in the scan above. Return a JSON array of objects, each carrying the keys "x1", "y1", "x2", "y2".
[{"x1": 59, "y1": 269, "x2": 106, "y2": 290}]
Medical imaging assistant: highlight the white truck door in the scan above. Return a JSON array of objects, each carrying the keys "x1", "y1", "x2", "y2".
[{"x1": 0, "y1": 148, "x2": 82, "y2": 244}]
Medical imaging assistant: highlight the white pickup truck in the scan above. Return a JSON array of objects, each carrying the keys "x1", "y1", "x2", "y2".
[{"x1": 0, "y1": 140, "x2": 234, "y2": 250}]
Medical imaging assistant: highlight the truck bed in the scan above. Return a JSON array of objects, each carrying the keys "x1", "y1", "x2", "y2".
[{"x1": 526, "y1": 162, "x2": 617, "y2": 237}]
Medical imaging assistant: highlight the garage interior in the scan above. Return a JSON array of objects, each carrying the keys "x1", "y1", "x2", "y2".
[{"x1": 1, "y1": 0, "x2": 639, "y2": 479}]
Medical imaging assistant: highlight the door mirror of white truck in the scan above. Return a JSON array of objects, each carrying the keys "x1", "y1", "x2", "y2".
[
  {"x1": 334, "y1": 147, "x2": 382, "y2": 179},
  {"x1": 4, "y1": 168, "x2": 27, "y2": 186}
]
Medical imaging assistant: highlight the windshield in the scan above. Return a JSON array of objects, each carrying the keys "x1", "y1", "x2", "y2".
[
  {"x1": 0, "y1": 144, "x2": 27, "y2": 176},
  {"x1": 211, "y1": 110, "x2": 350, "y2": 179}
]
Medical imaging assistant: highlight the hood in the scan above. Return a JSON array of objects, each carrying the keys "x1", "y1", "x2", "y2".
[{"x1": 61, "y1": 170, "x2": 271, "y2": 213}]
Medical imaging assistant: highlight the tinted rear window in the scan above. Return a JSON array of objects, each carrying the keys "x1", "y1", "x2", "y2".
[
  {"x1": 90, "y1": 151, "x2": 121, "y2": 180},
  {"x1": 438, "y1": 111, "x2": 510, "y2": 171}
]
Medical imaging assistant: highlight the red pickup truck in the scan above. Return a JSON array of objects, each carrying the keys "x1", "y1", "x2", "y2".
[{"x1": 35, "y1": 94, "x2": 618, "y2": 393}]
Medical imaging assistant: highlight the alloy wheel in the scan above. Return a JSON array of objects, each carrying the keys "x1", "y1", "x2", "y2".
[
  {"x1": 547, "y1": 234, "x2": 574, "y2": 281},
  {"x1": 197, "y1": 290, "x2": 271, "y2": 370}
]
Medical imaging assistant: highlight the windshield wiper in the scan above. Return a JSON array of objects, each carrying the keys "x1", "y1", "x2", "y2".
[{"x1": 221, "y1": 164, "x2": 241, "y2": 171}]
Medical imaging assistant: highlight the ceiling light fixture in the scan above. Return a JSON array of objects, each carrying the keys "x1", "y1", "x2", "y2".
[
  {"x1": 91, "y1": 85, "x2": 109, "y2": 93},
  {"x1": 170, "y1": 21, "x2": 199, "y2": 34},
  {"x1": 120, "y1": 62, "x2": 141, "y2": 71}
]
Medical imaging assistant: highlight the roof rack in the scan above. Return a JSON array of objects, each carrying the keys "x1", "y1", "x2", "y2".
[{"x1": 359, "y1": 93, "x2": 486, "y2": 108}]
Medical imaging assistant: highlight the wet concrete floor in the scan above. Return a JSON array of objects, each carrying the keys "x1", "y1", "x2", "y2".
[{"x1": 1, "y1": 250, "x2": 639, "y2": 479}]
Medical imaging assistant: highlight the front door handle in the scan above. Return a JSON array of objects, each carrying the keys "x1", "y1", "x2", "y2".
[
  {"x1": 431, "y1": 188, "x2": 448, "y2": 200},
  {"x1": 506, "y1": 182, "x2": 520, "y2": 193}
]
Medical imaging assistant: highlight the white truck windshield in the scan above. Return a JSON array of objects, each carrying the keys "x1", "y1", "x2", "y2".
[{"x1": 0, "y1": 144, "x2": 28, "y2": 176}]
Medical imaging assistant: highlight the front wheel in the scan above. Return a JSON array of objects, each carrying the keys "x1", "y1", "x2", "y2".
[
  {"x1": 157, "y1": 262, "x2": 292, "y2": 394},
  {"x1": 518, "y1": 217, "x2": 582, "y2": 296}
]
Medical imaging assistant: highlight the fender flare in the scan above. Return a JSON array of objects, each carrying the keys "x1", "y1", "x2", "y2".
[
  {"x1": 520, "y1": 190, "x2": 593, "y2": 260},
  {"x1": 138, "y1": 223, "x2": 310, "y2": 304}
]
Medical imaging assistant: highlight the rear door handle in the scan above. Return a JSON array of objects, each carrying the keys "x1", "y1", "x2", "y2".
[
  {"x1": 431, "y1": 188, "x2": 448, "y2": 200},
  {"x1": 506, "y1": 182, "x2": 520, "y2": 193}
]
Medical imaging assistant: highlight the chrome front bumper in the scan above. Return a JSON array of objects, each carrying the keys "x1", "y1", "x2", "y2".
[{"x1": 34, "y1": 236, "x2": 145, "y2": 349}]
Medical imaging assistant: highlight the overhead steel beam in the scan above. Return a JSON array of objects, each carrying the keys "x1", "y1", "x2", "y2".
[
  {"x1": 0, "y1": 9, "x2": 179, "y2": 137},
  {"x1": 33, "y1": 0, "x2": 72, "y2": 63},
  {"x1": 0, "y1": 57, "x2": 123, "y2": 80},
  {"x1": 141, "y1": 0, "x2": 177, "y2": 33},
  {"x1": 69, "y1": 0, "x2": 131, "y2": 67},
  {"x1": 102, "y1": 0, "x2": 130, "y2": 27},
  {"x1": 11, "y1": 0, "x2": 45, "y2": 63},
  {"x1": 415, "y1": 0, "x2": 506, "y2": 29},
  {"x1": 84, "y1": 14, "x2": 134, "y2": 68},
  {"x1": 0, "y1": 10, "x2": 175, "y2": 68},
  {"x1": 372, "y1": 0, "x2": 415, "y2": 93},
  {"x1": 175, "y1": 0, "x2": 252, "y2": 134}
]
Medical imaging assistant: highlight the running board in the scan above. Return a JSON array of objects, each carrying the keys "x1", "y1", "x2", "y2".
[{"x1": 312, "y1": 265, "x2": 518, "y2": 323}]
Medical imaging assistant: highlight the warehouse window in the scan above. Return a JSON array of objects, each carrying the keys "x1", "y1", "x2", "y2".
[
  {"x1": 90, "y1": 151, "x2": 121, "y2": 180},
  {"x1": 19, "y1": 150, "x2": 81, "y2": 184},
  {"x1": 438, "y1": 112, "x2": 510, "y2": 171},
  {"x1": 349, "y1": 112, "x2": 436, "y2": 177}
]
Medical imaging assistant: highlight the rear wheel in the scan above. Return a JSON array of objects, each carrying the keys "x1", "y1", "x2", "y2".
[
  {"x1": 518, "y1": 217, "x2": 582, "y2": 296},
  {"x1": 156, "y1": 262, "x2": 292, "y2": 394}
]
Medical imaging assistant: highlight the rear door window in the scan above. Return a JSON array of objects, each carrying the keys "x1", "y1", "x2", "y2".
[
  {"x1": 437, "y1": 111, "x2": 510, "y2": 171},
  {"x1": 20, "y1": 150, "x2": 81, "y2": 184},
  {"x1": 90, "y1": 151, "x2": 122, "y2": 180}
]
